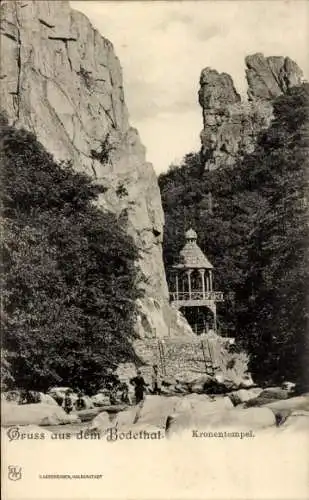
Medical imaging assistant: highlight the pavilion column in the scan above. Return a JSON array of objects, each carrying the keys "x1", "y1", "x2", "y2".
[
  {"x1": 186, "y1": 270, "x2": 192, "y2": 299},
  {"x1": 199, "y1": 269, "x2": 206, "y2": 299},
  {"x1": 175, "y1": 273, "x2": 179, "y2": 300},
  {"x1": 209, "y1": 270, "x2": 213, "y2": 291},
  {"x1": 206, "y1": 274, "x2": 210, "y2": 292}
]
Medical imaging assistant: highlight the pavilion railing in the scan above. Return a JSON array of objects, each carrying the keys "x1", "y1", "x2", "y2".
[{"x1": 170, "y1": 291, "x2": 224, "y2": 302}]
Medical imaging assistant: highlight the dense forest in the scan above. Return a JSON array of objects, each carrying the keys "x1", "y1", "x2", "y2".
[
  {"x1": 1, "y1": 83, "x2": 308, "y2": 394},
  {"x1": 159, "y1": 83, "x2": 309, "y2": 387},
  {"x1": 1, "y1": 115, "x2": 140, "y2": 394}
]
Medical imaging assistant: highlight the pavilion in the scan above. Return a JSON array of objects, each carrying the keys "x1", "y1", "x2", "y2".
[{"x1": 169, "y1": 229, "x2": 223, "y2": 334}]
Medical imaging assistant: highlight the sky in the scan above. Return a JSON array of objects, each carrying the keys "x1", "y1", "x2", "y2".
[{"x1": 70, "y1": 1, "x2": 309, "y2": 174}]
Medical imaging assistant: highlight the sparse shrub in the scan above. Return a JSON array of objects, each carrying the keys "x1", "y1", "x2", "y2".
[
  {"x1": 116, "y1": 183, "x2": 128, "y2": 198},
  {"x1": 90, "y1": 133, "x2": 115, "y2": 165},
  {"x1": 78, "y1": 66, "x2": 93, "y2": 90}
]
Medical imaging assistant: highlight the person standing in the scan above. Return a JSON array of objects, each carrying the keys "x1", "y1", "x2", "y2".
[
  {"x1": 119, "y1": 381, "x2": 130, "y2": 404},
  {"x1": 130, "y1": 370, "x2": 147, "y2": 405},
  {"x1": 151, "y1": 364, "x2": 161, "y2": 395},
  {"x1": 63, "y1": 389, "x2": 74, "y2": 414},
  {"x1": 109, "y1": 374, "x2": 121, "y2": 405},
  {"x1": 75, "y1": 391, "x2": 86, "y2": 411}
]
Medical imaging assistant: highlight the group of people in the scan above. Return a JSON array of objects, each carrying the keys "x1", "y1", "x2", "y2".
[
  {"x1": 18, "y1": 365, "x2": 163, "y2": 413},
  {"x1": 63, "y1": 390, "x2": 87, "y2": 414},
  {"x1": 6, "y1": 364, "x2": 163, "y2": 413},
  {"x1": 17, "y1": 388, "x2": 88, "y2": 414}
]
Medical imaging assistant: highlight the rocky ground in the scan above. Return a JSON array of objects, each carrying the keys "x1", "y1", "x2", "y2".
[
  {"x1": 89, "y1": 390, "x2": 309, "y2": 437},
  {"x1": 2, "y1": 384, "x2": 308, "y2": 437}
]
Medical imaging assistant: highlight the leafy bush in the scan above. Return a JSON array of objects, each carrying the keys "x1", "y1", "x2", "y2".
[
  {"x1": 0, "y1": 349, "x2": 14, "y2": 391},
  {"x1": 1, "y1": 117, "x2": 140, "y2": 394}
]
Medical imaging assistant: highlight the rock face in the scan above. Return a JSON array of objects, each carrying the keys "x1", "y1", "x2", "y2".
[
  {"x1": 115, "y1": 333, "x2": 251, "y2": 388},
  {"x1": 199, "y1": 53, "x2": 303, "y2": 171},
  {"x1": 245, "y1": 53, "x2": 304, "y2": 101},
  {"x1": 0, "y1": 0, "x2": 189, "y2": 338}
]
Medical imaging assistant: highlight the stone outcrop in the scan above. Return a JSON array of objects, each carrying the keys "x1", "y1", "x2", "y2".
[
  {"x1": 1, "y1": 401, "x2": 81, "y2": 426},
  {"x1": 116, "y1": 333, "x2": 251, "y2": 388},
  {"x1": 0, "y1": 0, "x2": 189, "y2": 338},
  {"x1": 167, "y1": 405, "x2": 276, "y2": 436},
  {"x1": 245, "y1": 53, "x2": 304, "y2": 101},
  {"x1": 199, "y1": 53, "x2": 303, "y2": 171}
]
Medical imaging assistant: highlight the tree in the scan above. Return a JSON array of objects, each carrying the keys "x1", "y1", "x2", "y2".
[
  {"x1": 159, "y1": 84, "x2": 309, "y2": 386},
  {"x1": 159, "y1": 152, "x2": 257, "y2": 335},
  {"x1": 1, "y1": 116, "x2": 140, "y2": 393},
  {"x1": 240, "y1": 84, "x2": 309, "y2": 385}
]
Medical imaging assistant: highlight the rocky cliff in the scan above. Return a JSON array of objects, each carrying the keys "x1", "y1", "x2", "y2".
[
  {"x1": 199, "y1": 53, "x2": 303, "y2": 171},
  {"x1": 0, "y1": 0, "x2": 191, "y2": 338}
]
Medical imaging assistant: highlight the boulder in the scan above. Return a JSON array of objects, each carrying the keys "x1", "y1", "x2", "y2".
[
  {"x1": 39, "y1": 393, "x2": 58, "y2": 406},
  {"x1": 76, "y1": 408, "x2": 102, "y2": 422},
  {"x1": 89, "y1": 411, "x2": 113, "y2": 434},
  {"x1": 238, "y1": 373, "x2": 255, "y2": 388},
  {"x1": 229, "y1": 388, "x2": 263, "y2": 406},
  {"x1": 167, "y1": 406, "x2": 276, "y2": 436},
  {"x1": 189, "y1": 374, "x2": 237, "y2": 395},
  {"x1": 48, "y1": 387, "x2": 78, "y2": 406},
  {"x1": 89, "y1": 395, "x2": 193, "y2": 432},
  {"x1": 3, "y1": 390, "x2": 61, "y2": 406},
  {"x1": 1, "y1": 401, "x2": 81, "y2": 426},
  {"x1": 40, "y1": 412, "x2": 81, "y2": 426},
  {"x1": 189, "y1": 374, "x2": 214, "y2": 393},
  {"x1": 260, "y1": 394, "x2": 309, "y2": 425},
  {"x1": 183, "y1": 394, "x2": 233, "y2": 414},
  {"x1": 262, "y1": 394, "x2": 309, "y2": 413},
  {"x1": 281, "y1": 381, "x2": 296, "y2": 393},
  {"x1": 114, "y1": 406, "x2": 140, "y2": 428},
  {"x1": 277, "y1": 411, "x2": 309, "y2": 432},
  {"x1": 259, "y1": 387, "x2": 290, "y2": 399},
  {"x1": 173, "y1": 382, "x2": 189, "y2": 394},
  {"x1": 159, "y1": 386, "x2": 176, "y2": 396},
  {"x1": 2, "y1": 391, "x2": 20, "y2": 404},
  {"x1": 91, "y1": 392, "x2": 111, "y2": 407},
  {"x1": 136, "y1": 396, "x2": 185, "y2": 429},
  {"x1": 244, "y1": 388, "x2": 292, "y2": 408},
  {"x1": 165, "y1": 394, "x2": 234, "y2": 434}
]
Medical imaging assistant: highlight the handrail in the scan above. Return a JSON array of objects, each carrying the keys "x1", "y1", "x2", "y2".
[
  {"x1": 170, "y1": 291, "x2": 224, "y2": 302},
  {"x1": 157, "y1": 340, "x2": 167, "y2": 376}
]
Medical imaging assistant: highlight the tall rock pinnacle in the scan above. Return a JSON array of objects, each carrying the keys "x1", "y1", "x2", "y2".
[
  {"x1": 0, "y1": 0, "x2": 191, "y2": 338},
  {"x1": 199, "y1": 53, "x2": 303, "y2": 171},
  {"x1": 246, "y1": 53, "x2": 304, "y2": 100}
]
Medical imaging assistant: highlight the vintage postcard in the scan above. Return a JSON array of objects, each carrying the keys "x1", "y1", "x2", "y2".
[{"x1": 1, "y1": 0, "x2": 308, "y2": 499}]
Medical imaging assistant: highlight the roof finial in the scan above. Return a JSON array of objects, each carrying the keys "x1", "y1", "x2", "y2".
[{"x1": 185, "y1": 228, "x2": 197, "y2": 241}]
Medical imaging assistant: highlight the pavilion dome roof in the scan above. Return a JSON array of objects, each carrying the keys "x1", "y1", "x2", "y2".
[
  {"x1": 174, "y1": 229, "x2": 214, "y2": 269},
  {"x1": 185, "y1": 228, "x2": 197, "y2": 240}
]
